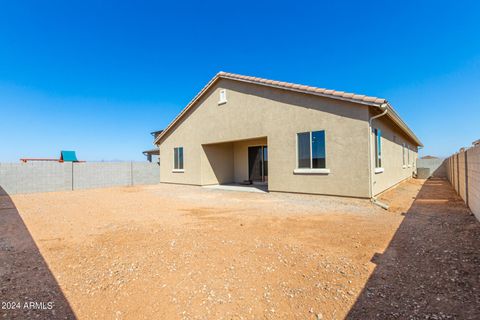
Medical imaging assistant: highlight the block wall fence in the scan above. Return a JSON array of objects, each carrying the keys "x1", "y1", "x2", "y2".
[
  {"x1": 0, "y1": 162, "x2": 159, "y2": 195},
  {"x1": 416, "y1": 158, "x2": 447, "y2": 178},
  {"x1": 445, "y1": 143, "x2": 480, "y2": 221}
]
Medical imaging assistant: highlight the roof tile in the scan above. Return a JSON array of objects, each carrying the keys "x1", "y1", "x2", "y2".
[
  {"x1": 154, "y1": 72, "x2": 421, "y2": 147},
  {"x1": 219, "y1": 72, "x2": 387, "y2": 105}
]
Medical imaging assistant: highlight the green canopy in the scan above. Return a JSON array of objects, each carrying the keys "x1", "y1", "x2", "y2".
[{"x1": 60, "y1": 150, "x2": 78, "y2": 162}]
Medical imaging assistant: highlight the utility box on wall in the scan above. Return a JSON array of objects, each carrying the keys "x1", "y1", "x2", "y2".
[{"x1": 416, "y1": 167, "x2": 431, "y2": 179}]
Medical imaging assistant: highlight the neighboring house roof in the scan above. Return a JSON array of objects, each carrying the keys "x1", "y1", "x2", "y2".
[
  {"x1": 143, "y1": 148, "x2": 160, "y2": 155},
  {"x1": 154, "y1": 72, "x2": 423, "y2": 147},
  {"x1": 60, "y1": 150, "x2": 78, "y2": 162},
  {"x1": 150, "y1": 130, "x2": 163, "y2": 137},
  {"x1": 421, "y1": 155, "x2": 438, "y2": 159}
]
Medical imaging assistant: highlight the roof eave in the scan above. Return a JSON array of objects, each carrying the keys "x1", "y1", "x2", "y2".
[
  {"x1": 154, "y1": 74, "x2": 222, "y2": 145},
  {"x1": 154, "y1": 72, "x2": 422, "y2": 148},
  {"x1": 153, "y1": 73, "x2": 385, "y2": 145},
  {"x1": 218, "y1": 74, "x2": 387, "y2": 108},
  {"x1": 385, "y1": 103, "x2": 423, "y2": 147}
]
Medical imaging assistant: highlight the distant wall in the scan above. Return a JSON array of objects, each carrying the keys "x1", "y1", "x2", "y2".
[
  {"x1": 0, "y1": 162, "x2": 160, "y2": 195},
  {"x1": 446, "y1": 144, "x2": 480, "y2": 221},
  {"x1": 416, "y1": 158, "x2": 447, "y2": 178}
]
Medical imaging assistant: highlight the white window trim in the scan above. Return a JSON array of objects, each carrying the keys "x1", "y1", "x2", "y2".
[
  {"x1": 173, "y1": 147, "x2": 184, "y2": 172},
  {"x1": 295, "y1": 131, "x2": 329, "y2": 174},
  {"x1": 374, "y1": 167, "x2": 384, "y2": 174}
]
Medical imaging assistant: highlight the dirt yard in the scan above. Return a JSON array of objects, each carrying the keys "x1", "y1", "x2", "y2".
[{"x1": 1, "y1": 178, "x2": 479, "y2": 319}]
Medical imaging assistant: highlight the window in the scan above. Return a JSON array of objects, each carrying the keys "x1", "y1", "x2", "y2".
[
  {"x1": 407, "y1": 144, "x2": 410, "y2": 165},
  {"x1": 402, "y1": 143, "x2": 406, "y2": 167},
  {"x1": 412, "y1": 147, "x2": 416, "y2": 167},
  {"x1": 374, "y1": 128, "x2": 382, "y2": 168},
  {"x1": 173, "y1": 147, "x2": 184, "y2": 170},
  {"x1": 218, "y1": 89, "x2": 227, "y2": 105},
  {"x1": 297, "y1": 130, "x2": 326, "y2": 169},
  {"x1": 297, "y1": 132, "x2": 311, "y2": 168}
]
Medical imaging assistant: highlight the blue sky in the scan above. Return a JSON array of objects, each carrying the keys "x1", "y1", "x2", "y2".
[{"x1": 0, "y1": 1, "x2": 479, "y2": 161}]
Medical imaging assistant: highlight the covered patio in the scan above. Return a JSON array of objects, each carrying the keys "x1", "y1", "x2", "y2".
[{"x1": 201, "y1": 136, "x2": 268, "y2": 187}]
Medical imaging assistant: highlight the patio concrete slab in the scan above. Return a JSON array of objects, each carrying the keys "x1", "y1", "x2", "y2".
[{"x1": 203, "y1": 183, "x2": 268, "y2": 193}]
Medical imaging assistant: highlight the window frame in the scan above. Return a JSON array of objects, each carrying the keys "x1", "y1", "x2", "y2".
[
  {"x1": 173, "y1": 147, "x2": 184, "y2": 172},
  {"x1": 407, "y1": 145, "x2": 412, "y2": 167},
  {"x1": 294, "y1": 130, "x2": 330, "y2": 174},
  {"x1": 374, "y1": 128, "x2": 382, "y2": 169}
]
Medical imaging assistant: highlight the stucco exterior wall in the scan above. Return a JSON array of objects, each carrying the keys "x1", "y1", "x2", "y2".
[
  {"x1": 370, "y1": 114, "x2": 418, "y2": 196},
  {"x1": 159, "y1": 79, "x2": 372, "y2": 198},
  {"x1": 201, "y1": 142, "x2": 234, "y2": 185}
]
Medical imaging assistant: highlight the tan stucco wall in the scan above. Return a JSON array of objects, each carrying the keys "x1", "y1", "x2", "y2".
[
  {"x1": 201, "y1": 142, "x2": 234, "y2": 185},
  {"x1": 370, "y1": 114, "x2": 419, "y2": 196},
  {"x1": 159, "y1": 79, "x2": 372, "y2": 197}
]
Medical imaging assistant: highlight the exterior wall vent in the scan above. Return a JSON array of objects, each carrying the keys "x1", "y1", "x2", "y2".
[{"x1": 218, "y1": 89, "x2": 227, "y2": 105}]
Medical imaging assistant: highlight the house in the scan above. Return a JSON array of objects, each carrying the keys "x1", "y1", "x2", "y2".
[
  {"x1": 143, "y1": 130, "x2": 162, "y2": 162},
  {"x1": 154, "y1": 72, "x2": 422, "y2": 198}
]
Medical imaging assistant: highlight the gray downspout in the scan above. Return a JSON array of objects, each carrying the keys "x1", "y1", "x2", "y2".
[{"x1": 368, "y1": 103, "x2": 388, "y2": 200}]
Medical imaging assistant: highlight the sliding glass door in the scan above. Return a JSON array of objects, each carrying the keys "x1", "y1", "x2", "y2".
[{"x1": 248, "y1": 146, "x2": 268, "y2": 183}]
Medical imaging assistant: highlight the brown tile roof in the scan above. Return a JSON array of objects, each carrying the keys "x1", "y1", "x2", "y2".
[
  {"x1": 154, "y1": 72, "x2": 422, "y2": 147},
  {"x1": 217, "y1": 72, "x2": 387, "y2": 105}
]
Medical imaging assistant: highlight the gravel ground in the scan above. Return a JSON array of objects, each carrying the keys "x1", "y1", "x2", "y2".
[{"x1": 0, "y1": 178, "x2": 478, "y2": 319}]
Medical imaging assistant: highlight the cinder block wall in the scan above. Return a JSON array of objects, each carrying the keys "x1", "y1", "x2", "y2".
[
  {"x1": 132, "y1": 162, "x2": 161, "y2": 185},
  {"x1": 467, "y1": 146, "x2": 480, "y2": 220},
  {"x1": 446, "y1": 144, "x2": 480, "y2": 221},
  {"x1": 416, "y1": 158, "x2": 447, "y2": 178},
  {"x1": 73, "y1": 162, "x2": 132, "y2": 190},
  {"x1": 0, "y1": 162, "x2": 72, "y2": 194},
  {"x1": 0, "y1": 162, "x2": 159, "y2": 195}
]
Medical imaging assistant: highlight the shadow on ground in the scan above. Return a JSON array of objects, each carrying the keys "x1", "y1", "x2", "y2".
[
  {"x1": 0, "y1": 187, "x2": 76, "y2": 319},
  {"x1": 347, "y1": 178, "x2": 480, "y2": 319}
]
